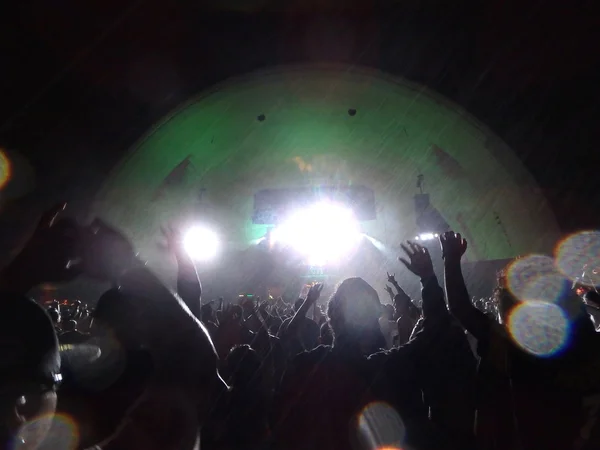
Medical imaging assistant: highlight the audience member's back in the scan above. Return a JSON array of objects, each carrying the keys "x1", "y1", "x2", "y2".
[
  {"x1": 476, "y1": 290, "x2": 600, "y2": 450},
  {"x1": 59, "y1": 320, "x2": 88, "y2": 345},
  {"x1": 59, "y1": 281, "x2": 227, "y2": 450},
  {"x1": 273, "y1": 278, "x2": 427, "y2": 450},
  {"x1": 208, "y1": 345, "x2": 270, "y2": 450},
  {"x1": 441, "y1": 232, "x2": 600, "y2": 450},
  {"x1": 277, "y1": 298, "x2": 320, "y2": 356}
]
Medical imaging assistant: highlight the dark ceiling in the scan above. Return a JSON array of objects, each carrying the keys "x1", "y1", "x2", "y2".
[{"x1": 0, "y1": 0, "x2": 598, "y2": 257}]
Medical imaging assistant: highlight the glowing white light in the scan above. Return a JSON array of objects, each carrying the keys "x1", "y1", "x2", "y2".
[
  {"x1": 271, "y1": 201, "x2": 361, "y2": 266},
  {"x1": 183, "y1": 226, "x2": 220, "y2": 261},
  {"x1": 414, "y1": 232, "x2": 438, "y2": 241}
]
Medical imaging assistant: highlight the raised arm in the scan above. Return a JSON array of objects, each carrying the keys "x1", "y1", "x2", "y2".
[
  {"x1": 399, "y1": 241, "x2": 446, "y2": 321},
  {"x1": 386, "y1": 271, "x2": 403, "y2": 297},
  {"x1": 440, "y1": 231, "x2": 488, "y2": 339},
  {"x1": 395, "y1": 237, "x2": 477, "y2": 446},
  {"x1": 280, "y1": 283, "x2": 323, "y2": 341},
  {"x1": 162, "y1": 226, "x2": 202, "y2": 321},
  {"x1": 0, "y1": 203, "x2": 82, "y2": 294},
  {"x1": 174, "y1": 253, "x2": 202, "y2": 321},
  {"x1": 383, "y1": 283, "x2": 395, "y2": 302}
]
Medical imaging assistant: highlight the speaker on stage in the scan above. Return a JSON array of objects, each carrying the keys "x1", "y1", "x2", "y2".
[{"x1": 413, "y1": 193, "x2": 450, "y2": 234}]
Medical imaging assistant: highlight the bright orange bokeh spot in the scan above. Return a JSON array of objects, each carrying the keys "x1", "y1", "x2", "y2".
[
  {"x1": 357, "y1": 402, "x2": 406, "y2": 450},
  {"x1": 0, "y1": 149, "x2": 11, "y2": 189}
]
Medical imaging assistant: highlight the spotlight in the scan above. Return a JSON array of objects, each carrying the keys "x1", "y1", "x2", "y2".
[
  {"x1": 183, "y1": 226, "x2": 220, "y2": 261},
  {"x1": 271, "y1": 201, "x2": 361, "y2": 266},
  {"x1": 414, "y1": 232, "x2": 438, "y2": 241}
]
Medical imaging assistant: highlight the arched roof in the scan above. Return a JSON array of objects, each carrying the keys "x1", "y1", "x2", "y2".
[{"x1": 95, "y1": 64, "x2": 560, "y2": 271}]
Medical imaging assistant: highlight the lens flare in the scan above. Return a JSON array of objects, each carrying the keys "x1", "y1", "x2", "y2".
[
  {"x1": 555, "y1": 231, "x2": 600, "y2": 287},
  {"x1": 356, "y1": 402, "x2": 406, "y2": 450},
  {"x1": 183, "y1": 226, "x2": 220, "y2": 261},
  {"x1": 508, "y1": 301, "x2": 570, "y2": 357},
  {"x1": 14, "y1": 412, "x2": 79, "y2": 450},
  {"x1": 0, "y1": 149, "x2": 12, "y2": 189},
  {"x1": 271, "y1": 201, "x2": 361, "y2": 266},
  {"x1": 506, "y1": 255, "x2": 568, "y2": 304}
]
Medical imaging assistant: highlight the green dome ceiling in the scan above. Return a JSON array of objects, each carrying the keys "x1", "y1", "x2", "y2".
[{"x1": 94, "y1": 65, "x2": 560, "y2": 273}]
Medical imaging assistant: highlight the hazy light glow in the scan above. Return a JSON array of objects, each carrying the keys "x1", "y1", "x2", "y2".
[
  {"x1": 508, "y1": 300, "x2": 570, "y2": 357},
  {"x1": 555, "y1": 231, "x2": 600, "y2": 286},
  {"x1": 15, "y1": 411, "x2": 80, "y2": 450},
  {"x1": 271, "y1": 201, "x2": 361, "y2": 266},
  {"x1": 506, "y1": 254, "x2": 568, "y2": 304},
  {"x1": 414, "y1": 232, "x2": 438, "y2": 241},
  {"x1": 183, "y1": 226, "x2": 220, "y2": 261}
]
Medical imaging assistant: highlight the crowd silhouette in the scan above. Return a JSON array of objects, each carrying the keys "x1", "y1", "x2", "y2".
[{"x1": 1, "y1": 203, "x2": 599, "y2": 450}]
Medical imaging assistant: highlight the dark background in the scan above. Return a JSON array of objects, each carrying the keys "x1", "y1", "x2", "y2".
[{"x1": 0, "y1": 0, "x2": 598, "y2": 259}]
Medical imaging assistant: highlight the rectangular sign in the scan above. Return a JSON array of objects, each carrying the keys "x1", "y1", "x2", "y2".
[{"x1": 252, "y1": 185, "x2": 376, "y2": 224}]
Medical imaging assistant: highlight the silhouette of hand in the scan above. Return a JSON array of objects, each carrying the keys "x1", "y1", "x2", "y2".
[
  {"x1": 440, "y1": 231, "x2": 468, "y2": 262},
  {"x1": 399, "y1": 241, "x2": 435, "y2": 279},
  {"x1": 305, "y1": 283, "x2": 324, "y2": 307},
  {"x1": 6, "y1": 203, "x2": 83, "y2": 288},
  {"x1": 386, "y1": 271, "x2": 397, "y2": 285}
]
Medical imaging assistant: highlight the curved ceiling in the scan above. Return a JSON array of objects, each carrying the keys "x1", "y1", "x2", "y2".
[{"x1": 95, "y1": 64, "x2": 560, "y2": 274}]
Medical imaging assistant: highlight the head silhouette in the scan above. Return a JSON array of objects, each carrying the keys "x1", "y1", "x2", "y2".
[
  {"x1": 0, "y1": 294, "x2": 60, "y2": 450},
  {"x1": 201, "y1": 303, "x2": 214, "y2": 323},
  {"x1": 327, "y1": 277, "x2": 386, "y2": 355},
  {"x1": 225, "y1": 345, "x2": 261, "y2": 389},
  {"x1": 63, "y1": 320, "x2": 77, "y2": 332}
]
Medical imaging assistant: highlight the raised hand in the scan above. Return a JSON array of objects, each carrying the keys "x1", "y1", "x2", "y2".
[
  {"x1": 4, "y1": 203, "x2": 83, "y2": 289},
  {"x1": 305, "y1": 283, "x2": 324, "y2": 308},
  {"x1": 384, "y1": 284, "x2": 394, "y2": 298},
  {"x1": 439, "y1": 231, "x2": 468, "y2": 262},
  {"x1": 399, "y1": 241, "x2": 435, "y2": 279},
  {"x1": 386, "y1": 271, "x2": 397, "y2": 285}
]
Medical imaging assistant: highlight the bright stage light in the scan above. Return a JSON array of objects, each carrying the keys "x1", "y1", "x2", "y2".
[
  {"x1": 183, "y1": 226, "x2": 220, "y2": 261},
  {"x1": 414, "y1": 232, "x2": 439, "y2": 241},
  {"x1": 271, "y1": 201, "x2": 361, "y2": 266}
]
